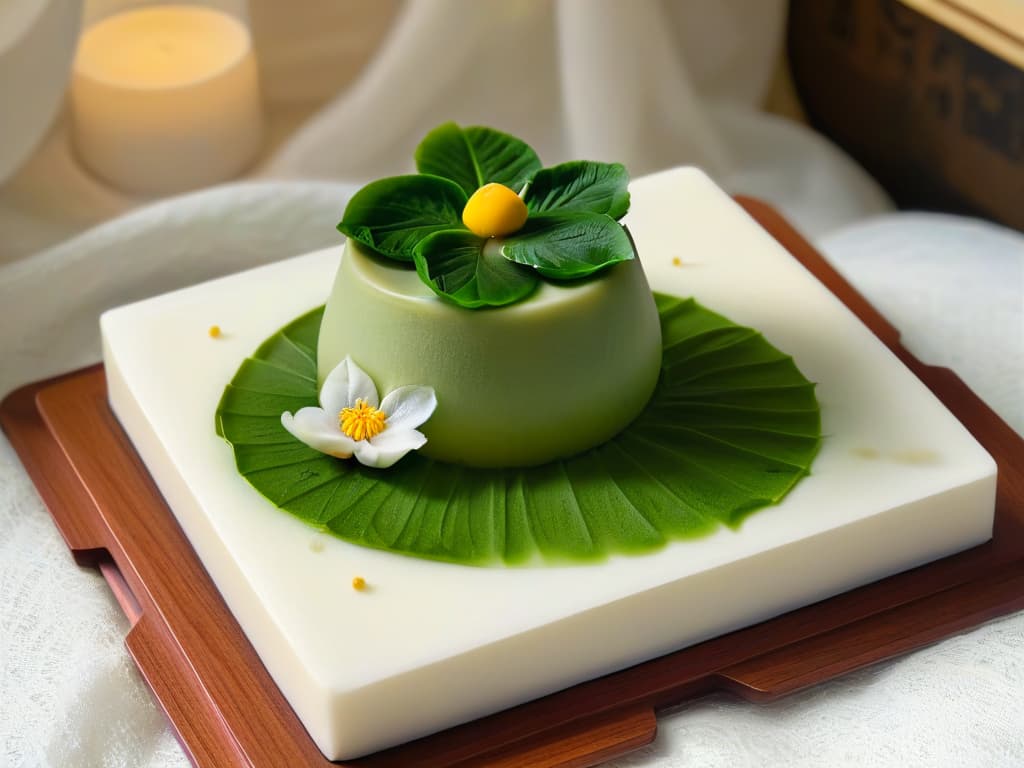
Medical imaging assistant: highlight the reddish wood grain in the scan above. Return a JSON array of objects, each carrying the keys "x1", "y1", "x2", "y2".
[
  {"x1": 0, "y1": 370, "x2": 107, "y2": 564},
  {"x1": 2, "y1": 200, "x2": 1022, "y2": 768}
]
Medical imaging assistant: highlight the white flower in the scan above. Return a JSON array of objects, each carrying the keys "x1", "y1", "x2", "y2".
[{"x1": 281, "y1": 356, "x2": 437, "y2": 469}]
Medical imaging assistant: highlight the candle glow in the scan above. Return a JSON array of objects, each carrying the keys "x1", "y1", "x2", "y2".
[{"x1": 70, "y1": 4, "x2": 262, "y2": 195}]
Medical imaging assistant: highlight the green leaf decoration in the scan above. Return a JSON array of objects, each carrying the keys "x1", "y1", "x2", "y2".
[
  {"x1": 216, "y1": 295, "x2": 821, "y2": 566},
  {"x1": 501, "y1": 213, "x2": 635, "y2": 280},
  {"x1": 524, "y1": 161, "x2": 630, "y2": 219},
  {"x1": 337, "y1": 174, "x2": 467, "y2": 260},
  {"x1": 415, "y1": 122, "x2": 542, "y2": 198},
  {"x1": 414, "y1": 229, "x2": 539, "y2": 308},
  {"x1": 337, "y1": 123, "x2": 637, "y2": 303}
]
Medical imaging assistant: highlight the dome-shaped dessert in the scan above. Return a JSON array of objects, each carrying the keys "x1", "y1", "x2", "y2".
[{"x1": 317, "y1": 242, "x2": 662, "y2": 467}]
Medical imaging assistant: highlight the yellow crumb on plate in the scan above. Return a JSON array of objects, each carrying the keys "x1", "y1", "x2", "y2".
[
  {"x1": 671, "y1": 257, "x2": 682, "y2": 267},
  {"x1": 352, "y1": 576, "x2": 367, "y2": 591},
  {"x1": 852, "y1": 447, "x2": 880, "y2": 460},
  {"x1": 208, "y1": 324, "x2": 222, "y2": 338}
]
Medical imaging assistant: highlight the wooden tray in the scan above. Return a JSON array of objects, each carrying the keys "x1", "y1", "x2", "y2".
[{"x1": 3, "y1": 199, "x2": 1023, "y2": 768}]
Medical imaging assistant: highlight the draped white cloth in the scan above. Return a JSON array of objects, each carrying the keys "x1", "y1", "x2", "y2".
[
  {"x1": 262, "y1": 0, "x2": 890, "y2": 238},
  {"x1": 2, "y1": 2, "x2": 1022, "y2": 766}
]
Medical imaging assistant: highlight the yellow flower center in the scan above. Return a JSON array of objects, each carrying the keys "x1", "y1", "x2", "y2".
[
  {"x1": 462, "y1": 182, "x2": 529, "y2": 238},
  {"x1": 339, "y1": 398, "x2": 388, "y2": 441}
]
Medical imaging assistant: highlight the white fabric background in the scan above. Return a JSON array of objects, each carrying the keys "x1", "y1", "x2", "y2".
[{"x1": 2, "y1": 1, "x2": 1022, "y2": 766}]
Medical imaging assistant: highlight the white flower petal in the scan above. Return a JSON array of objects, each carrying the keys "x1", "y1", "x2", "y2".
[
  {"x1": 370, "y1": 428, "x2": 427, "y2": 452},
  {"x1": 320, "y1": 356, "x2": 379, "y2": 414},
  {"x1": 281, "y1": 407, "x2": 358, "y2": 458},
  {"x1": 355, "y1": 429, "x2": 427, "y2": 469},
  {"x1": 351, "y1": 441, "x2": 380, "y2": 467},
  {"x1": 379, "y1": 386, "x2": 437, "y2": 432},
  {"x1": 319, "y1": 361, "x2": 350, "y2": 415},
  {"x1": 286, "y1": 359, "x2": 434, "y2": 468}
]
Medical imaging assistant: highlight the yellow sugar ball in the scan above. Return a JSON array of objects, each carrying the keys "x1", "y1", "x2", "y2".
[{"x1": 462, "y1": 182, "x2": 529, "y2": 238}]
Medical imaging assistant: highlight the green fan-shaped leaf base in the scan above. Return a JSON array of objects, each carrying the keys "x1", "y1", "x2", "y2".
[{"x1": 216, "y1": 294, "x2": 821, "y2": 566}]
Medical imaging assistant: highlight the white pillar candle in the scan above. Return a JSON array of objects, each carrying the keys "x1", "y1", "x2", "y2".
[{"x1": 70, "y1": 4, "x2": 262, "y2": 195}]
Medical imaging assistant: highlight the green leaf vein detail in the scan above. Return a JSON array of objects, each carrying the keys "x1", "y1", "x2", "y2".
[{"x1": 216, "y1": 297, "x2": 821, "y2": 566}]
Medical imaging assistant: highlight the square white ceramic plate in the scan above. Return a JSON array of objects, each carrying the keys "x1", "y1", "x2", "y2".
[{"x1": 101, "y1": 168, "x2": 996, "y2": 759}]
